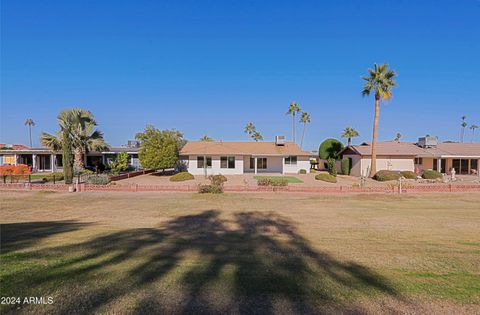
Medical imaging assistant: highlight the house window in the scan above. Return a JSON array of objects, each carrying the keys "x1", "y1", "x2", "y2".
[
  {"x1": 197, "y1": 156, "x2": 212, "y2": 168},
  {"x1": 250, "y1": 157, "x2": 267, "y2": 169},
  {"x1": 415, "y1": 158, "x2": 423, "y2": 165},
  {"x1": 285, "y1": 156, "x2": 297, "y2": 165},
  {"x1": 56, "y1": 154, "x2": 63, "y2": 167},
  {"x1": 221, "y1": 156, "x2": 235, "y2": 169}
]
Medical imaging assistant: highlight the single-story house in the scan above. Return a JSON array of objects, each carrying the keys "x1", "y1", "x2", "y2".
[
  {"x1": 0, "y1": 143, "x2": 141, "y2": 172},
  {"x1": 179, "y1": 139, "x2": 312, "y2": 175},
  {"x1": 340, "y1": 137, "x2": 480, "y2": 177}
]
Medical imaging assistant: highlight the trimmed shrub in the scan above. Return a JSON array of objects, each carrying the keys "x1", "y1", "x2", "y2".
[
  {"x1": 400, "y1": 171, "x2": 417, "y2": 179},
  {"x1": 170, "y1": 172, "x2": 194, "y2": 182},
  {"x1": 315, "y1": 173, "x2": 337, "y2": 183},
  {"x1": 310, "y1": 169, "x2": 316, "y2": 173},
  {"x1": 198, "y1": 184, "x2": 223, "y2": 194},
  {"x1": 208, "y1": 174, "x2": 227, "y2": 186},
  {"x1": 30, "y1": 172, "x2": 64, "y2": 182},
  {"x1": 341, "y1": 157, "x2": 351, "y2": 175},
  {"x1": 326, "y1": 158, "x2": 337, "y2": 177},
  {"x1": 422, "y1": 170, "x2": 442, "y2": 180},
  {"x1": 298, "y1": 169, "x2": 307, "y2": 174},
  {"x1": 85, "y1": 176, "x2": 110, "y2": 185},
  {"x1": 374, "y1": 170, "x2": 401, "y2": 181},
  {"x1": 319, "y1": 138, "x2": 344, "y2": 160}
]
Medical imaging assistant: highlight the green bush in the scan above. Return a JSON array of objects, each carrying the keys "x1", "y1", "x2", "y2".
[
  {"x1": 315, "y1": 173, "x2": 337, "y2": 183},
  {"x1": 85, "y1": 176, "x2": 110, "y2": 185},
  {"x1": 326, "y1": 158, "x2": 337, "y2": 177},
  {"x1": 341, "y1": 157, "x2": 351, "y2": 175},
  {"x1": 208, "y1": 174, "x2": 227, "y2": 186},
  {"x1": 319, "y1": 138, "x2": 344, "y2": 160},
  {"x1": 30, "y1": 172, "x2": 64, "y2": 182},
  {"x1": 298, "y1": 169, "x2": 307, "y2": 174},
  {"x1": 109, "y1": 152, "x2": 130, "y2": 173},
  {"x1": 170, "y1": 172, "x2": 194, "y2": 182},
  {"x1": 400, "y1": 171, "x2": 417, "y2": 179},
  {"x1": 310, "y1": 169, "x2": 316, "y2": 173},
  {"x1": 373, "y1": 170, "x2": 401, "y2": 181},
  {"x1": 257, "y1": 178, "x2": 288, "y2": 187},
  {"x1": 422, "y1": 170, "x2": 442, "y2": 180},
  {"x1": 198, "y1": 184, "x2": 223, "y2": 194}
]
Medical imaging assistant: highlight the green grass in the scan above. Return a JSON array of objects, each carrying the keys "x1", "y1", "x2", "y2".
[
  {"x1": 254, "y1": 175, "x2": 303, "y2": 183},
  {"x1": 1, "y1": 192, "x2": 479, "y2": 314}
]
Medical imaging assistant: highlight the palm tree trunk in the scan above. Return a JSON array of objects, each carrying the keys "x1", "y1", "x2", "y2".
[
  {"x1": 348, "y1": 138, "x2": 352, "y2": 146},
  {"x1": 300, "y1": 123, "x2": 306, "y2": 149},
  {"x1": 28, "y1": 126, "x2": 32, "y2": 147},
  {"x1": 370, "y1": 96, "x2": 380, "y2": 177},
  {"x1": 74, "y1": 147, "x2": 84, "y2": 172},
  {"x1": 62, "y1": 131, "x2": 73, "y2": 184},
  {"x1": 292, "y1": 114, "x2": 296, "y2": 143}
]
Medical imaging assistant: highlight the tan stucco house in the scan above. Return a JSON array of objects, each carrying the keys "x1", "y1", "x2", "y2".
[
  {"x1": 340, "y1": 137, "x2": 480, "y2": 177},
  {"x1": 179, "y1": 140, "x2": 312, "y2": 175}
]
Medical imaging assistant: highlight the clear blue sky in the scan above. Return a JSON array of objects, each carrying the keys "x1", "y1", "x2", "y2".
[{"x1": 1, "y1": 0, "x2": 479, "y2": 150}]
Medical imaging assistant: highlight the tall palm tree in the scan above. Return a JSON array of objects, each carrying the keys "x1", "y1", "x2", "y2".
[
  {"x1": 394, "y1": 132, "x2": 402, "y2": 142},
  {"x1": 41, "y1": 108, "x2": 108, "y2": 182},
  {"x1": 252, "y1": 131, "x2": 263, "y2": 142},
  {"x1": 460, "y1": 116, "x2": 467, "y2": 143},
  {"x1": 470, "y1": 124, "x2": 479, "y2": 142},
  {"x1": 244, "y1": 122, "x2": 256, "y2": 136},
  {"x1": 286, "y1": 101, "x2": 301, "y2": 143},
  {"x1": 299, "y1": 112, "x2": 310, "y2": 149},
  {"x1": 362, "y1": 63, "x2": 397, "y2": 177},
  {"x1": 199, "y1": 135, "x2": 213, "y2": 141},
  {"x1": 341, "y1": 127, "x2": 360, "y2": 146},
  {"x1": 24, "y1": 118, "x2": 35, "y2": 147}
]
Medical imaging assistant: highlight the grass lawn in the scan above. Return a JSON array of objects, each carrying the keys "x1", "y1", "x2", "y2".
[
  {"x1": 1, "y1": 191, "x2": 479, "y2": 314},
  {"x1": 254, "y1": 175, "x2": 303, "y2": 183}
]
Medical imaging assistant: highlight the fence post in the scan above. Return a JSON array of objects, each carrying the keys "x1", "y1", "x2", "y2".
[
  {"x1": 449, "y1": 184, "x2": 453, "y2": 192},
  {"x1": 53, "y1": 175, "x2": 56, "y2": 185}
]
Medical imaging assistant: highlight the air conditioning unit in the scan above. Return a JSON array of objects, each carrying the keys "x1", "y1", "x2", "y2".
[
  {"x1": 127, "y1": 140, "x2": 140, "y2": 148},
  {"x1": 418, "y1": 135, "x2": 438, "y2": 148},
  {"x1": 275, "y1": 136, "x2": 286, "y2": 146}
]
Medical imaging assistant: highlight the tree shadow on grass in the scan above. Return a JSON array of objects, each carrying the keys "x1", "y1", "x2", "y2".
[
  {"x1": 3, "y1": 211, "x2": 402, "y2": 314},
  {"x1": 0, "y1": 221, "x2": 90, "y2": 253}
]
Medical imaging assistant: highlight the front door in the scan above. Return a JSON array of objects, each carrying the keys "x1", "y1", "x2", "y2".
[{"x1": 433, "y1": 159, "x2": 446, "y2": 173}]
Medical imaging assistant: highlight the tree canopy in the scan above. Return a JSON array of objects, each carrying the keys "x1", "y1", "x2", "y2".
[
  {"x1": 136, "y1": 125, "x2": 185, "y2": 170},
  {"x1": 319, "y1": 138, "x2": 344, "y2": 160}
]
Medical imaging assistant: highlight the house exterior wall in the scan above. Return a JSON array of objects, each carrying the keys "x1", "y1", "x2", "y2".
[
  {"x1": 282, "y1": 156, "x2": 311, "y2": 174},
  {"x1": 344, "y1": 155, "x2": 362, "y2": 176},
  {"x1": 356, "y1": 156, "x2": 415, "y2": 176},
  {"x1": 186, "y1": 155, "x2": 244, "y2": 175},
  {"x1": 243, "y1": 156, "x2": 283, "y2": 173}
]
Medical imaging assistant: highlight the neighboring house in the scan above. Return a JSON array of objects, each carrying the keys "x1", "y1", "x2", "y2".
[
  {"x1": 179, "y1": 139, "x2": 311, "y2": 175},
  {"x1": 0, "y1": 143, "x2": 141, "y2": 172},
  {"x1": 340, "y1": 136, "x2": 480, "y2": 177}
]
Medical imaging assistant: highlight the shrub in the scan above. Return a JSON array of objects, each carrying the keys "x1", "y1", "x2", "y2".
[
  {"x1": 341, "y1": 157, "x2": 351, "y2": 175},
  {"x1": 422, "y1": 169, "x2": 442, "y2": 180},
  {"x1": 170, "y1": 172, "x2": 194, "y2": 182},
  {"x1": 315, "y1": 173, "x2": 337, "y2": 183},
  {"x1": 318, "y1": 138, "x2": 344, "y2": 160},
  {"x1": 400, "y1": 171, "x2": 417, "y2": 179},
  {"x1": 85, "y1": 176, "x2": 110, "y2": 185},
  {"x1": 109, "y1": 152, "x2": 129, "y2": 173},
  {"x1": 373, "y1": 170, "x2": 401, "y2": 181},
  {"x1": 257, "y1": 178, "x2": 288, "y2": 186},
  {"x1": 298, "y1": 169, "x2": 307, "y2": 174},
  {"x1": 310, "y1": 169, "x2": 316, "y2": 173},
  {"x1": 208, "y1": 174, "x2": 227, "y2": 186},
  {"x1": 326, "y1": 158, "x2": 337, "y2": 177},
  {"x1": 198, "y1": 184, "x2": 223, "y2": 194}
]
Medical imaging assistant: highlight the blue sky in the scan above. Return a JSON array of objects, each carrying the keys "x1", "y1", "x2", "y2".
[{"x1": 1, "y1": 0, "x2": 479, "y2": 151}]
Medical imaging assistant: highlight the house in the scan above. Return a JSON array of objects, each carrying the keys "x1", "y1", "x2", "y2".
[
  {"x1": 179, "y1": 138, "x2": 312, "y2": 175},
  {"x1": 0, "y1": 142, "x2": 141, "y2": 172},
  {"x1": 340, "y1": 136, "x2": 480, "y2": 177}
]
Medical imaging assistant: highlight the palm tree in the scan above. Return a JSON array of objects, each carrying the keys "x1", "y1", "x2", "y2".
[
  {"x1": 286, "y1": 101, "x2": 301, "y2": 143},
  {"x1": 199, "y1": 135, "x2": 213, "y2": 141},
  {"x1": 341, "y1": 127, "x2": 360, "y2": 146},
  {"x1": 470, "y1": 124, "x2": 479, "y2": 142},
  {"x1": 460, "y1": 116, "x2": 467, "y2": 143},
  {"x1": 299, "y1": 112, "x2": 310, "y2": 149},
  {"x1": 41, "y1": 108, "x2": 108, "y2": 182},
  {"x1": 252, "y1": 131, "x2": 263, "y2": 142},
  {"x1": 394, "y1": 132, "x2": 402, "y2": 142},
  {"x1": 362, "y1": 63, "x2": 397, "y2": 177},
  {"x1": 244, "y1": 122, "x2": 256, "y2": 136},
  {"x1": 24, "y1": 118, "x2": 35, "y2": 147}
]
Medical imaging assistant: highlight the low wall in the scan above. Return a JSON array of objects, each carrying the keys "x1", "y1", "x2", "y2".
[
  {"x1": 2, "y1": 183, "x2": 480, "y2": 194},
  {"x1": 109, "y1": 169, "x2": 155, "y2": 181}
]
